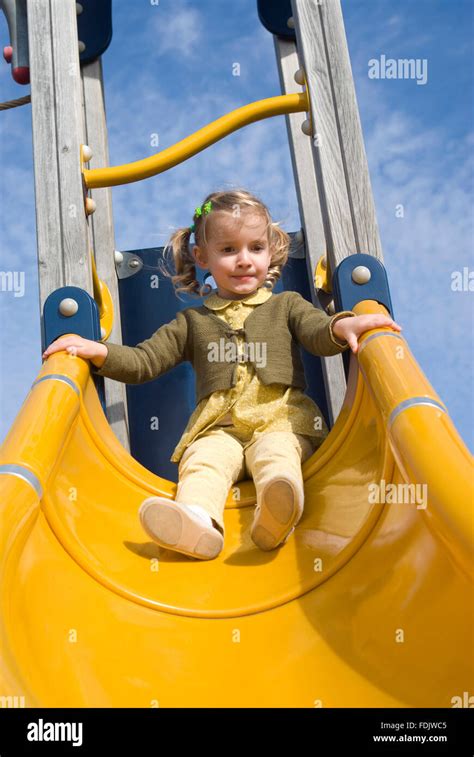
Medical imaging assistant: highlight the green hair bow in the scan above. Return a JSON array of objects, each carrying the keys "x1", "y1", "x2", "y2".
[{"x1": 190, "y1": 200, "x2": 212, "y2": 232}]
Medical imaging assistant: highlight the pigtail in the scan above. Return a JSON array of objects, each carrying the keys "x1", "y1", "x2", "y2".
[
  {"x1": 263, "y1": 222, "x2": 291, "y2": 289},
  {"x1": 159, "y1": 226, "x2": 212, "y2": 300}
]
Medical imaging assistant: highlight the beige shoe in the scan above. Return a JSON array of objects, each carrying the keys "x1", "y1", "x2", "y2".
[
  {"x1": 139, "y1": 497, "x2": 224, "y2": 560},
  {"x1": 250, "y1": 475, "x2": 304, "y2": 551}
]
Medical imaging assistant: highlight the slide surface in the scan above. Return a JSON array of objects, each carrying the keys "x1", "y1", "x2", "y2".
[{"x1": 1, "y1": 301, "x2": 472, "y2": 707}]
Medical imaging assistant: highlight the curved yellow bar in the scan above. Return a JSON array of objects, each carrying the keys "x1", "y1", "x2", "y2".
[
  {"x1": 98, "y1": 280, "x2": 114, "y2": 341},
  {"x1": 86, "y1": 249, "x2": 114, "y2": 340},
  {"x1": 89, "y1": 247, "x2": 104, "y2": 314},
  {"x1": 315, "y1": 254, "x2": 331, "y2": 293},
  {"x1": 0, "y1": 317, "x2": 472, "y2": 706},
  {"x1": 83, "y1": 92, "x2": 309, "y2": 188}
]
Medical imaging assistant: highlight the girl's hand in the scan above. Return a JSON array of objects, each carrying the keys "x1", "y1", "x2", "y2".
[
  {"x1": 42, "y1": 334, "x2": 107, "y2": 366},
  {"x1": 333, "y1": 314, "x2": 402, "y2": 354}
]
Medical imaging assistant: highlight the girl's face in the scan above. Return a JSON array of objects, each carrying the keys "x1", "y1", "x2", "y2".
[{"x1": 193, "y1": 211, "x2": 273, "y2": 300}]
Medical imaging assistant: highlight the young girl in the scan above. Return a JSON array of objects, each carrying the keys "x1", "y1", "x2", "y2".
[{"x1": 42, "y1": 189, "x2": 401, "y2": 561}]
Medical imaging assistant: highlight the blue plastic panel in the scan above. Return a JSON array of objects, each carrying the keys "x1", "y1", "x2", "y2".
[
  {"x1": 42, "y1": 285, "x2": 106, "y2": 412},
  {"x1": 42, "y1": 285, "x2": 101, "y2": 349},
  {"x1": 257, "y1": 0, "x2": 296, "y2": 40},
  {"x1": 333, "y1": 253, "x2": 395, "y2": 318},
  {"x1": 77, "y1": 0, "x2": 112, "y2": 64}
]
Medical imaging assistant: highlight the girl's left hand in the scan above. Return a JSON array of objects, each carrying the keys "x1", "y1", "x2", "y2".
[{"x1": 333, "y1": 314, "x2": 402, "y2": 354}]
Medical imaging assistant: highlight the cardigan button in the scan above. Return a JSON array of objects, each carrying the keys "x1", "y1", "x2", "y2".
[{"x1": 226, "y1": 328, "x2": 245, "y2": 337}]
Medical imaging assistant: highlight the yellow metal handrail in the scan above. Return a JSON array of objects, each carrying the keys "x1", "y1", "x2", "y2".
[
  {"x1": 89, "y1": 248, "x2": 104, "y2": 316},
  {"x1": 83, "y1": 92, "x2": 310, "y2": 189}
]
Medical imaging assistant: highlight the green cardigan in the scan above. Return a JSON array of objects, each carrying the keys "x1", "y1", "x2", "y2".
[{"x1": 91, "y1": 290, "x2": 355, "y2": 404}]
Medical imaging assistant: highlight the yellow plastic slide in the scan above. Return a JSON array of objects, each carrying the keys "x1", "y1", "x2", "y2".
[{"x1": 1, "y1": 301, "x2": 472, "y2": 707}]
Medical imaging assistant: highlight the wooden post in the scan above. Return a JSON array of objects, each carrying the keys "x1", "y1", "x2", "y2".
[
  {"x1": 82, "y1": 57, "x2": 130, "y2": 451},
  {"x1": 290, "y1": 0, "x2": 383, "y2": 267},
  {"x1": 28, "y1": 0, "x2": 92, "y2": 304},
  {"x1": 272, "y1": 0, "x2": 385, "y2": 423},
  {"x1": 274, "y1": 35, "x2": 348, "y2": 424},
  {"x1": 28, "y1": 0, "x2": 130, "y2": 450}
]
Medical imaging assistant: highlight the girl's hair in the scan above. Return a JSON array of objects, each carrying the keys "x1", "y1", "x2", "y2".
[{"x1": 158, "y1": 188, "x2": 291, "y2": 299}]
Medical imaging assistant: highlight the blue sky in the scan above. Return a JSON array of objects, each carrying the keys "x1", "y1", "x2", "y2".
[{"x1": 0, "y1": 0, "x2": 473, "y2": 453}]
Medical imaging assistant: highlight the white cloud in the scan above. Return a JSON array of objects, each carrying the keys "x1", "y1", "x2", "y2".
[{"x1": 148, "y1": 5, "x2": 203, "y2": 60}]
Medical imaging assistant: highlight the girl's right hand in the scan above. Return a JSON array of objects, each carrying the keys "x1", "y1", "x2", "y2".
[{"x1": 42, "y1": 334, "x2": 107, "y2": 367}]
